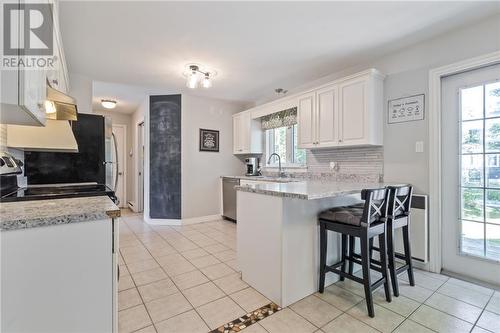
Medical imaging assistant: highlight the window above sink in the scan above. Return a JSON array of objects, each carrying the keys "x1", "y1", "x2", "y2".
[{"x1": 265, "y1": 124, "x2": 306, "y2": 168}]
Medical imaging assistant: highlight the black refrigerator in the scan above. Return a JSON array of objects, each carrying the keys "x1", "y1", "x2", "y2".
[{"x1": 24, "y1": 114, "x2": 116, "y2": 189}]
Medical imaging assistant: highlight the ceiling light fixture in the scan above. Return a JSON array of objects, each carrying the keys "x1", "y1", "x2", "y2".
[
  {"x1": 275, "y1": 88, "x2": 288, "y2": 96},
  {"x1": 101, "y1": 99, "x2": 117, "y2": 109},
  {"x1": 183, "y1": 64, "x2": 216, "y2": 89}
]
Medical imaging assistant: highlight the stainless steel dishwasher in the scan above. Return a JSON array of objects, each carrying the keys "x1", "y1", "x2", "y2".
[{"x1": 222, "y1": 177, "x2": 240, "y2": 221}]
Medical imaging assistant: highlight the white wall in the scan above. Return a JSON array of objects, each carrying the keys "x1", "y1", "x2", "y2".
[
  {"x1": 130, "y1": 94, "x2": 245, "y2": 221},
  {"x1": 255, "y1": 14, "x2": 500, "y2": 195},
  {"x1": 68, "y1": 72, "x2": 93, "y2": 114},
  {"x1": 130, "y1": 98, "x2": 147, "y2": 212},
  {"x1": 181, "y1": 95, "x2": 246, "y2": 219}
]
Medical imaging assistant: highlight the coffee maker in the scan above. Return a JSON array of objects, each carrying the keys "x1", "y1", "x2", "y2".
[{"x1": 245, "y1": 157, "x2": 260, "y2": 176}]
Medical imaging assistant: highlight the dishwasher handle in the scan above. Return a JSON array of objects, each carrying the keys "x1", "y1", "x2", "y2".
[{"x1": 223, "y1": 178, "x2": 240, "y2": 184}]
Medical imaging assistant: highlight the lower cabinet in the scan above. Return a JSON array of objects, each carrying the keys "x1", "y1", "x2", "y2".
[{"x1": 1, "y1": 219, "x2": 118, "y2": 333}]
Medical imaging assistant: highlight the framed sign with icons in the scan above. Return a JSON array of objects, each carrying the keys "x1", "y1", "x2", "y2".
[
  {"x1": 388, "y1": 94, "x2": 425, "y2": 124},
  {"x1": 199, "y1": 129, "x2": 219, "y2": 152}
]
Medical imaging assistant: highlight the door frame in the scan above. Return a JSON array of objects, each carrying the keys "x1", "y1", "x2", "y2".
[
  {"x1": 428, "y1": 50, "x2": 500, "y2": 273},
  {"x1": 136, "y1": 121, "x2": 145, "y2": 213},
  {"x1": 112, "y1": 124, "x2": 127, "y2": 208}
]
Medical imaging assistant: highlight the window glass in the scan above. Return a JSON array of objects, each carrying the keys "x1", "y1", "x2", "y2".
[
  {"x1": 461, "y1": 85, "x2": 483, "y2": 120},
  {"x1": 266, "y1": 125, "x2": 306, "y2": 166},
  {"x1": 485, "y1": 82, "x2": 500, "y2": 118},
  {"x1": 459, "y1": 83, "x2": 500, "y2": 261}
]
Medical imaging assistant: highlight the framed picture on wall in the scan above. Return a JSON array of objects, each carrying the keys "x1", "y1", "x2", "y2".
[{"x1": 199, "y1": 128, "x2": 219, "y2": 152}]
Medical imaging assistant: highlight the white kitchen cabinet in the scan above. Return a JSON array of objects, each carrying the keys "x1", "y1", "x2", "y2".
[
  {"x1": 297, "y1": 92, "x2": 316, "y2": 148},
  {"x1": 46, "y1": 0, "x2": 69, "y2": 93},
  {"x1": 1, "y1": 218, "x2": 118, "y2": 333},
  {"x1": 297, "y1": 70, "x2": 384, "y2": 149},
  {"x1": 0, "y1": 0, "x2": 69, "y2": 126},
  {"x1": 297, "y1": 85, "x2": 339, "y2": 149},
  {"x1": 233, "y1": 111, "x2": 263, "y2": 154}
]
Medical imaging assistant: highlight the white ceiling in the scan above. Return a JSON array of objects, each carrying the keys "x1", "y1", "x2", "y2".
[
  {"x1": 92, "y1": 81, "x2": 148, "y2": 114},
  {"x1": 60, "y1": 1, "x2": 499, "y2": 104}
]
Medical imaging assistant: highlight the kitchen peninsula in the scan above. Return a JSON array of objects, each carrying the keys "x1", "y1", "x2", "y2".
[{"x1": 236, "y1": 180, "x2": 387, "y2": 307}]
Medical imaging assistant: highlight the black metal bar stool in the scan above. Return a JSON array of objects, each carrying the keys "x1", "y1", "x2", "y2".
[
  {"x1": 318, "y1": 188, "x2": 391, "y2": 318},
  {"x1": 368, "y1": 185, "x2": 415, "y2": 296}
]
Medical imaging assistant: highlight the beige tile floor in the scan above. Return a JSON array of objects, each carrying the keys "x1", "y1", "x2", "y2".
[{"x1": 117, "y1": 210, "x2": 500, "y2": 333}]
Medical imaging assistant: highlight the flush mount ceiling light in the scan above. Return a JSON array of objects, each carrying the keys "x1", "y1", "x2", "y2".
[
  {"x1": 101, "y1": 99, "x2": 117, "y2": 109},
  {"x1": 183, "y1": 64, "x2": 217, "y2": 89},
  {"x1": 275, "y1": 88, "x2": 288, "y2": 96}
]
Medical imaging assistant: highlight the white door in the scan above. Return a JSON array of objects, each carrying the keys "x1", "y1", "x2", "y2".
[
  {"x1": 441, "y1": 64, "x2": 500, "y2": 285},
  {"x1": 137, "y1": 122, "x2": 144, "y2": 212},
  {"x1": 316, "y1": 84, "x2": 339, "y2": 147},
  {"x1": 297, "y1": 92, "x2": 316, "y2": 148},
  {"x1": 112, "y1": 125, "x2": 126, "y2": 208}
]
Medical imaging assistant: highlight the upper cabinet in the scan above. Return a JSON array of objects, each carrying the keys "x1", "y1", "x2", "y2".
[
  {"x1": 233, "y1": 111, "x2": 263, "y2": 154},
  {"x1": 297, "y1": 70, "x2": 384, "y2": 149},
  {"x1": 0, "y1": 0, "x2": 69, "y2": 126},
  {"x1": 297, "y1": 92, "x2": 316, "y2": 148},
  {"x1": 233, "y1": 69, "x2": 384, "y2": 154}
]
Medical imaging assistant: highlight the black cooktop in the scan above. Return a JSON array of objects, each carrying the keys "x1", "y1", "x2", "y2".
[{"x1": 0, "y1": 184, "x2": 116, "y2": 202}]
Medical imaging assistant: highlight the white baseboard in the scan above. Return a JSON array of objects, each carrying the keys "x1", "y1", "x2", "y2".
[
  {"x1": 144, "y1": 217, "x2": 182, "y2": 226},
  {"x1": 182, "y1": 214, "x2": 222, "y2": 225}
]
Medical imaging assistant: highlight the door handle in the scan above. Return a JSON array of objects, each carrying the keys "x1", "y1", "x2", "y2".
[{"x1": 118, "y1": 172, "x2": 123, "y2": 176}]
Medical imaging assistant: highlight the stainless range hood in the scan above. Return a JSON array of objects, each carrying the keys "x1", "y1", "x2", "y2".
[
  {"x1": 6, "y1": 84, "x2": 79, "y2": 152},
  {"x1": 45, "y1": 83, "x2": 78, "y2": 121}
]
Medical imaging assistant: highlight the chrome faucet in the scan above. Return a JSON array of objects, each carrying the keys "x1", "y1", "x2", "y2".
[{"x1": 268, "y1": 153, "x2": 285, "y2": 178}]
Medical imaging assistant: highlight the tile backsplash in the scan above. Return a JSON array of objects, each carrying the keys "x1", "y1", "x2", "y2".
[{"x1": 263, "y1": 146, "x2": 384, "y2": 183}]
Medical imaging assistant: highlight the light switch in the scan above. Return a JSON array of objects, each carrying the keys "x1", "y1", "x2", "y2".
[{"x1": 415, "y1": 141, "x2": 424, "y2": 153}]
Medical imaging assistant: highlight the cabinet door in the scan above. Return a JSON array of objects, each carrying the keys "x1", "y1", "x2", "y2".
[
  {"x1": 233, "y1": 115, "x2": 242, "y2": 154},
  {"x1": 240, "y1": 112, "x2": 251, "y2": 153},
  {"x1": 19, "y1": 69, "x2": 47, "y2": 125},
  {"x1": 316, "y1": 85, "x2": 339, "y2": 147},
  {"x1": 297, "y1": 92, "x2": 316, "y2": 148},
  {"x1": 339, "y1": 78, "x2": 367, "y2": 145}
]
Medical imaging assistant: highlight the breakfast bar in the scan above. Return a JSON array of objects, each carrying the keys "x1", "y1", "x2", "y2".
[{"x1": 236, "y1": 180, "x2": 386, "y2": 307}]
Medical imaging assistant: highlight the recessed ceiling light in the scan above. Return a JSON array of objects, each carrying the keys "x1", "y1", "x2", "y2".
[{"x1": 101, "y1": 99, "x2": 117, "y2": 109}]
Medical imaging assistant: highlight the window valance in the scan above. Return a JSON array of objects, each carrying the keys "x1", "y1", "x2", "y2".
[{"x1": 261, "y1": 107, "x2": 297, "y2": 130}]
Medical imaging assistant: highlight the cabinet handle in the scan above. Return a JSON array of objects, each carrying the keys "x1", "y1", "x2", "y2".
[{"x1": 339, "y1": 139, "x2": 343, "y2": 143}]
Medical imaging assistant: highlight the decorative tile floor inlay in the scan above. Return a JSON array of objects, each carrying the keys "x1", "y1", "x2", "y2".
[{"x1": 210, "y1": 302, "x2": 281, "y2": 333}]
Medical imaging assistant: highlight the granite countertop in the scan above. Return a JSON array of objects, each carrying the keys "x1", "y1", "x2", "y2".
[
  {"x1": 222, "y1": 175, "x2": 301, "y2": 183},
  {"x1": 235, "y1": 180, "x2": 389, "y2": 200},
  {"x1": 0, "y1": 196, "x2": 121, "y2": 231}
]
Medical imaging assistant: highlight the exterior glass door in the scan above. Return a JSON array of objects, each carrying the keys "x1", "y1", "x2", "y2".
[
  {"x1": 460, "y1": 81, "x2": 500, "y2": 260},
  {"x1": 441, "y1": 64, "x2": 500, "y2": 285}
]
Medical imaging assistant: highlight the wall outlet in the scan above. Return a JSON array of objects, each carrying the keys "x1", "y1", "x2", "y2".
[
  {"x1": 329, "y1": 162, "x2": 336, "y2": 170},
  {"x1": 415, "y1": 141, "x2": 424, "y2": 153}
]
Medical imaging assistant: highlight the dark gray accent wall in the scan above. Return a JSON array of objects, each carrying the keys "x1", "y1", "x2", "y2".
[{"x1": 149, "y1": 95, "x2": 181, "y2": 219}]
